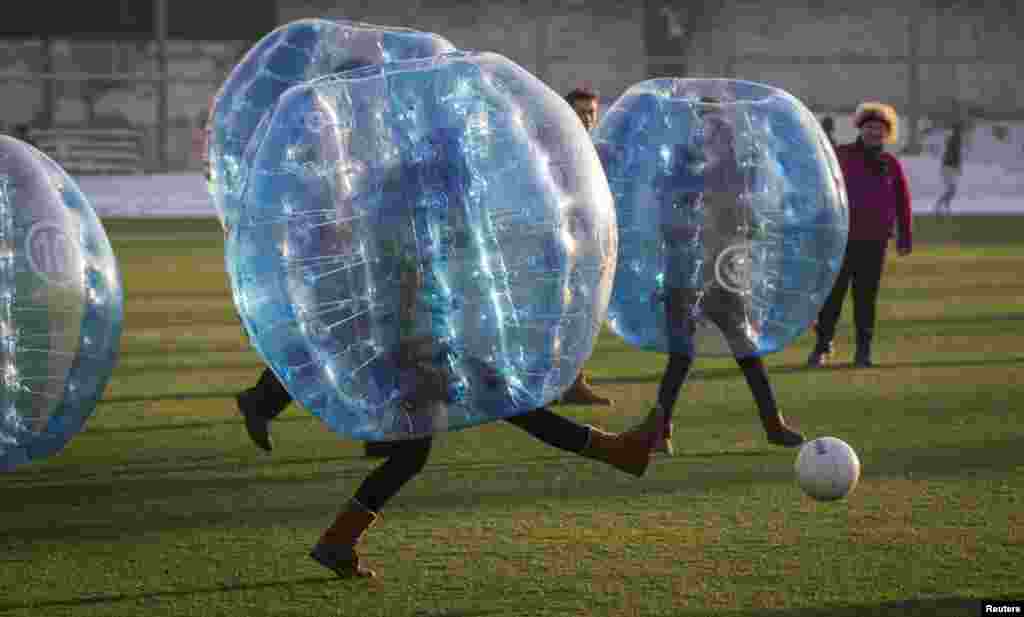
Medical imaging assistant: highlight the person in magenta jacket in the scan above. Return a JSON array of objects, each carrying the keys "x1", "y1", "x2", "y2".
[{"x1": 808, "y1": 102, "x2": 913, "y2": 368}]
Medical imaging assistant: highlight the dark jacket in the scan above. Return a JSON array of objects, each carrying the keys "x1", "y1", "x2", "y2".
[{"x1": 836, "y1": 139, "x2": 912, "y2": 251}]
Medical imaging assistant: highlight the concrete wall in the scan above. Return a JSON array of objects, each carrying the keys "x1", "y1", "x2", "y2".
[
  {"x1": 705, "y1": 0, "x2": 1023, "y2": 118},
  {"x1": 0, "y1": 0, "x2": 1021, "y2": 170},
  {"x1": 0, "y1": 39, "x2": 246, "y2": 171},
  {"x1": 276, "y1": 0, "x2": 647, "y2": 105}
]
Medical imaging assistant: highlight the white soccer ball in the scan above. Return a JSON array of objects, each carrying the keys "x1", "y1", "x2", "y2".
[{"x1": 794, "y1": 437, "x2": 861, "y2": 501}]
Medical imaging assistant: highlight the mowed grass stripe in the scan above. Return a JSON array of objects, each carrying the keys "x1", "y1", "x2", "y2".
[{"x1": 0, "y1": 216, "x2": 1021, "y2": 616}]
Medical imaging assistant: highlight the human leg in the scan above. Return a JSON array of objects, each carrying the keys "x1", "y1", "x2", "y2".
[
  {"x1": 699, "y1": 288, "x2": 804, "y2": 448},
  {"x1": 850, "y1": 241, "x2": 887, "y2": 367},
  {"x1": 558, "y1": 371, "x2": 613, "y2": 406},
  {"x1": 632, "y1": 352, "x2": 694, "y2": 456},
  {"x1": 943, "y1": 171, "x2": 959, "y2": 216},
  {"x1": 236, "y1": 366, "x2": 391, "y2": 456},
  {"x1": 808, "y1": 248, "x2": 853, "y2": 367},
  {"x1": 735, "y1": 355, "x2": 804, "y2": 447},
  {"x1": 657, "y1": 353, "x2": 694, "y2": 422},
  {"x1": 935, "y1": 167, "x2": 958, "y2": 217},
  {"x1": 505, "y1": 407, "x2": 656, "y2": 477},
  {"x1": 311, "y1": 436, "x2": 433, "y2": 578},
  {"x1": 635, "y1": 287, "x2": 701, "y2": 455},
  {"x1": 363, "y1": 441, "x2": 397, "y2": 458},
  {"x1": 236, "y1": 367, "x2": 292, "y2": 452}
]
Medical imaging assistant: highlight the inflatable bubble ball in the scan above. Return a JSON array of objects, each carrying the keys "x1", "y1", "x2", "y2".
[
  {"x1": 593, "y1": 78, "x2": 847, "y2": 358},
  {"x1": 207, "y1": 18, "x2": 456, "y2": 229},
  {"x1": 0, "y1": 136, "x2": 124, "y2": 471},
  {"x1": 227, "y1": 52, "x2": 617, "y2": 441}
]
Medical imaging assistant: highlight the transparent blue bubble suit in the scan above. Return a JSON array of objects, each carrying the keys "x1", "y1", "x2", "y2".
[
  {"x1": 594, "y1": 79, "x2": 847, "y2": 357},
  {"x1": 0, "y1": 137, "x2": 124, "y2": 470},
  {"x1": 227, "y1": 52, "x2": 617, "y2": 440},
  {"x1": 208, "y1": 18, "x2": 455, "y2": 229}
]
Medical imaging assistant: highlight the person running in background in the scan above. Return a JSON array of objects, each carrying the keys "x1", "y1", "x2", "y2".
[
  {"x1": 821, "y1": 115, "x2": 837, "y2": 148},
  {"x1": 554, "y1": 87, "x2": 614, "y2": 407},
  {"x1": 933, "y1": 121, "x2": 964, "y2": 218},
  {"x1": 13, "y1": 124, "x2": 38, "y2": 149}
]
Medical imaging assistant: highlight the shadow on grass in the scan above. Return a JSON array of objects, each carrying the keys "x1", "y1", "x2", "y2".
[
  {"x1": 0, "y1": 586, "x2": 1007, "y2": 617},
  {"x1": 0, "y1": 573, "x2": 506, "y2": 615},
  {"x1": 101, "y1": 390, "x2": 239, "y2": 405},
  {"x1": 591, "y1": 354, "x2": 1024, "y2": 385},
  {"x1": 890, "y1": 312, "x2": 1024, "y2": 327},
  {"x1": 83, "y1": 413, "x2": 313, "y2": 435},
  {"x1": 4, "y1": 435, "x2": 1022, "y2": 545},
  {"x1": 112, "y1": 359, "x2": 266, "y2": 377},
  {"x1": 0, "y1": 576, "x2": 320, "y2": 612},
  {"x1": 723, "y1": 595, "x2": 1016, "y2": 617},
  {"x1": 0, "y1": 449, "x2": 797, "y2": 544},
  {"x1": 865, "y1": 436, "x2": 1024, "y2": 478}
]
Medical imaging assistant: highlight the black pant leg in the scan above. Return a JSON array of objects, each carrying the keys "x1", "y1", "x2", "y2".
[
  {"x1": 353, "y1": 436, "x2": 433, "y2": 512},
  {"x1": 816, "y1": 244, "x2": 855, "y2": 342},
  {"x1": 736, "y1": 356, "x2": 777, "y2": 418},
  {"x1": 850, "y1": 240, "x2": 887, "y2": 339},
  {"x1": 703, "y1": 286, "x2": 757, "y2": 358},
  {"x1": 248, "y1": 367, "x2": 294, "y2": 419},
  {"x1": 665, "y1": 288, "x2": 698, "y2": 355},
  {"x1": 504, "y1": 407, "x2": 591, "y2": 453},
  {"x1": 657, "y1": 353, "x2": 694, "y2": 423}
]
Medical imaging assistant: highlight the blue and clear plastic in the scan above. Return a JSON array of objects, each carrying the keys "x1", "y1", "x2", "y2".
[
  {"x1": 208, "y1": 18, "x2": 456, "y2": 229},
  {"x1": 227, "y1": 52, "x2": 616, "y2": 441},
  {"x1": 0, "y1": 136, "x2": 124, "y2": 470},
  {"x1": 594, "y1": 78, "x2": 847, "y2": 357}
]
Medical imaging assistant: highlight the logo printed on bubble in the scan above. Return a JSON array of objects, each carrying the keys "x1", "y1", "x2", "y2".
[
  {"x1": 714, "y1": 242, "x2": 752, "y2": 294},
  {"x1": 26, "y1": 221, "x2": 77, "y2": 286},
  {"x1": 303, "y1": 111, "x2": 329, "y2": 132}
]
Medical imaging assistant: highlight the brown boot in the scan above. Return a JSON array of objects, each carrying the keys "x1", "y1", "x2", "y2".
[
  {"x1": 560, "y1": 373, "x2": 613, "y2": 406},
  {"x1": 629, "y1": 405, "x2": 674, "y2": 456},
  {"x1": 760, "y1": 412, "x2": 805, "y2": 448},
  {"x1": 309, "y1": 499, "x2": 378, "y2": 578},
  {"x1": 581, "y1": 420, "x2": 657, "y2": 477}
]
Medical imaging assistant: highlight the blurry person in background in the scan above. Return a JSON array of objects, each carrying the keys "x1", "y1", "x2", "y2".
[
  {"x1": 821, "y1": 115, "x2": 837, "y2": 148},
  {"x1": 567, "y1": 87, "x2": 599, "y2": 131},
  {"x1": 555, "y1": 86, "x2": 613, "y2": 406},
  {"x1": 933, "y1": 121, "x2": 964, "y2": 219},
  {"x1": 13, "y1": 124, "x2": 38, "y2": 149},
  {"x1": 808, "y1": 102, "x2": 912, "y2": 369},
  {"x1": 197, "y1": 98, "x2": 214, "y2": 182}
]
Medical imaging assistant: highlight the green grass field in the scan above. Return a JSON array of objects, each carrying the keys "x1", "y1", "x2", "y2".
[{"x1": 1, "y1": 216, "x2": 1022, "y2": 617}]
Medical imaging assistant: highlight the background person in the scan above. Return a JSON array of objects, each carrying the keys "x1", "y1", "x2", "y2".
[
  {"x1": 807, "y1": 102, "x2": 912, "y2": 369},
  {"x1": 555, "y1": 87, "x2": 614, "y2": 406},
  {"x1": 933, "y1": 121, "x2": 964, "y2": 218}
]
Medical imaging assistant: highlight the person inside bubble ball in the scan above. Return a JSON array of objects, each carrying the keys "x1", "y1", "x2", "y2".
[
  {"x1": 307, "y1": 132, "x2": 660, "y2": 581},
  {"x1": 201, "y1": 95, "x2": 397, "y2": 458},
  {"x1": 228, "y1": 235, "x2": 396, "y2": 454},
  {"x1": 629, "y1": 96, "x2": 805, "y2": 456}
]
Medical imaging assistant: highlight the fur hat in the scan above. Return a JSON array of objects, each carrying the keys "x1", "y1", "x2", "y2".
[{"x1": 853, "y1": 102, "x2": 898, "y2": 144}]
